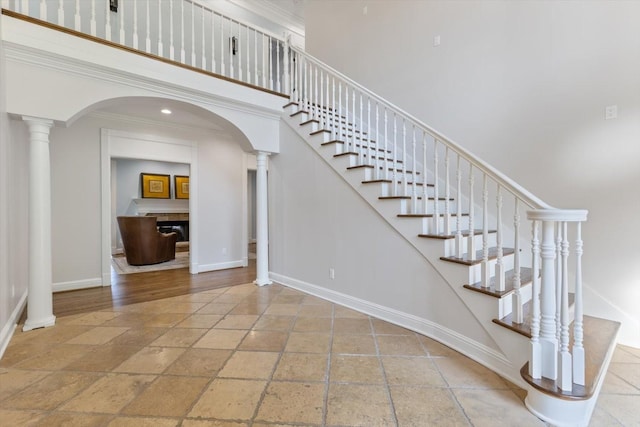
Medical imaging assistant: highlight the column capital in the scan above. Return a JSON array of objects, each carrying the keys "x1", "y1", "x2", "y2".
[{"x1": 22, "y1": 116, "x2": 54, "y2": 128}]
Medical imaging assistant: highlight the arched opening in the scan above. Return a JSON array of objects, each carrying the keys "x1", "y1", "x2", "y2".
[{"x1": 49, "y1": 96, "x2": 261, "y2": 291}]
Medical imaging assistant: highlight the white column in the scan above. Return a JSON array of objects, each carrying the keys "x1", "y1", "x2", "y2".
[
  {"x1": 254, "y1": 151, "x2": 272, "y2": 286},
  {"x1": 22, "y1": 116, "x2": 56, "y2": 332}
]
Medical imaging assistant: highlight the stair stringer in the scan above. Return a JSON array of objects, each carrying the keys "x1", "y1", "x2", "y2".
[{"x1": 282, "y1": 109, "x2": 533, "y2": 387}]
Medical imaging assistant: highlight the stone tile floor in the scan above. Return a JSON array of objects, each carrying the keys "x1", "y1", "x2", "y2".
[{"x1": 0, "y1": 283, "x2": 638, "y2": 426}]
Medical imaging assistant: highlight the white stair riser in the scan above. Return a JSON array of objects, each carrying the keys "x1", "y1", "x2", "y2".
[{"x1": 466, "y1": 254, "x2": 516, "y2": 284}]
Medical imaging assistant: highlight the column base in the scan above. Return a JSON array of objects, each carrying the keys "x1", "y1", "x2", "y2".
[
  {"x1": 254, "y1": 278, "x2": 273, "y2": 287},
  {"x1": 23, "y1": 315, "x2": 56, "y2": 332}
]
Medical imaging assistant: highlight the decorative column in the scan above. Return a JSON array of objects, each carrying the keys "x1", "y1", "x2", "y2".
[
  {"x1": 22, "y1": 116, "x2": 56, "y2": 332},
  {"x1": 254, "y1": 151, "x2": 272, "y2": 286}
]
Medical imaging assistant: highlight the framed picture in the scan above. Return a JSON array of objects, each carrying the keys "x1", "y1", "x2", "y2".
[
  {"x1": 174, "y1": 175, "x2": 190, "y2": 199},
  {"x1": 140, "y1": 173, "x2": 170, "y2": 199}
]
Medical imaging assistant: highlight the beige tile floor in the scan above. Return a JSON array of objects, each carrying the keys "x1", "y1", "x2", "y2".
[{"x1": 0, "y1": 282, "x2": 638, "y2": 426}]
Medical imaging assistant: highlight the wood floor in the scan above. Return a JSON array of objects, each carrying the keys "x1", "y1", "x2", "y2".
[{"x1": 52, "y1": 260, "x2": 256, "y2": 318}]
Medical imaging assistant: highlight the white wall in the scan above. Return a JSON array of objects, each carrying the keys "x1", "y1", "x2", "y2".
[
  {"x1": 305, "y1": 0, "x2": 640, "y2": 347},
  {"x1": 270, "y1": 122, "x2": 498, "y2": 352},
  {"x1": 47, "y1": 113, "x2": 248, "y2": 288},
  {"x1": 0, "y1": 16, "x2": 30, "y2": 357}
]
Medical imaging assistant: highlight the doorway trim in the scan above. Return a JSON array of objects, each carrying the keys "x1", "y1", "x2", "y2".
[{"x1": 100, "y1": 129, "x2": 198, "y2": 286}]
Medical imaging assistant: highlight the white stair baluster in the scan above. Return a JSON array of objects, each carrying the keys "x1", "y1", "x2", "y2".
[
  {"x1": 21, "y1": 0, "x2": 30, "y2": 15},
  {"x1": 253, "y1": 31, "x2": 258, "y2": 85},
  {"x1": 74, "y1": 0, "x2": 81, "y2": 31},
  {"x1": 133, "y1": 0, "x2": 139, "y2": 49},
  {"x1": 191, "y1": 4, "x2": 196, "y2": 67},
  {"x1": 559, "y1": 221, "x2": 572, "y2": 391},
  {"x1": 401, "y1": 121, "x2": 407, "y2": 197},
  {"x1": 169, "y1": 0, "x2": 174, "y2": 60},
  {"x1": 337, "y1": 82, "x2": 342, "y2": 141},
  {"x1": 180, "y1": 0, "x2": 185, "y2": 63},
  {"x1": 411, "y1": 127, "x2": 417, "y2": 214},
  {"x1": 332, "y1": 78, "x2": 337, "y2": 139},
  {"x1": 246, "y1": 25, "x2": 250, "y2": 83},
  {"x1": 481, "y1": 174, "x2": 490, "y2": 287},
  {"x1": 351, "y1": 87, "x2": 356, "y2": 154},
  {"x1": 313, "y1": 67, "x2": 318, "y2": 120},
  {"x1": 269, "y1": 37, "x2": 273, "y2": 89},
  {"x1": 467, "y1": 165, "x2": 475, "y2": 260},
  {"x1": 157, "y1": 0, "x2": 163, "y2": 56},
  {"x1": 201, "y1": 7, "x2": 206, "y2": 70},
  {"x1": 555, "y1": 223, "x2": 562, "y2": 342},
  {"x1": 573, "y1": 221, "x2": 585, "y2": 385},
  {"x1": 359, "y1": 95, "x2": 364, "y2": 164},
  {"x1": 529, "y1": 220, "x2": 542, "y2": 379},
  {"x1": 384, "y1": 110, "x2": 389, "y2": 181},
  {"x1": 512, "y1": 199, "x2": 523, "y2": 322},
  {"x1": 392, "y1": 114, "x2": 398, "y2": 197},
  {"x1": 119, "y1": 0, "x2": 125, "y2": 44},
  {"x1": 326, "y1": 75, "x2": 330, "y2": 128},
  {"x1": 90, "y1": 0, "x2": 96, "y2": 36},
  {"x1": 236, "y1": 23, "x2": 242, "y2": 80},
  {"x1": 455, "y1": 155, "x2": 463, "y2": 257},
  {"x1": 221, "y1": 17, "x2": 226, "y2": 76},
  {"x1": 494, "y1": 185, "x2": 505, "y2": 291},
  {"x1": 432, "y1": 141, "x2": 440, "y2": 235},
  {"x1": 57, "y1": 0, "x2": 64, "y2": 26},
  {"x1": 40, "y1": 0, "x2": 47, "y2": 21},
  {"x1": 375, "y1": 104, "x2": 380, "y2": 179},
  {"x1": 540, "y1": 219, "x2": 558, "y2": 380},
  {"x1": 105, "y1": 1, "x2": 111, "y2": 41},
  {"x1": 211, "y1": 11, "x2": 216, "y2": 73},
  {"x1": 367, "y1": 98, "x2": 372, "y2": 167},
  {"x1": 422, "y1": 133, "x2": 428, "y2": 215},
  {"x1": 344, "y1": 87, "x2": 350, "y2": 151},
  {"x1": 276, "y1": 41, "x2": 281, "y2": 92},
  {"x1": 145, "y1": 0, "x2": 151, "y2": 53},
  {"x1": 319, "y1": 70, "x2": 324, "y2": 127},
  {"x1": 443, "y1": 147, "x2": 451, "y2": 235}
]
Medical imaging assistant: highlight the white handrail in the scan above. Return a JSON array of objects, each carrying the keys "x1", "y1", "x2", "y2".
[{"x1": 290, "y1": 47, "x2": 553, "y2": 211}]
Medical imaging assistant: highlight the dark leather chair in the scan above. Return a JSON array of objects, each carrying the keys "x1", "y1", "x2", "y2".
[{"x1": 117, "y1": 216, "x2": 177, "y2": 266}]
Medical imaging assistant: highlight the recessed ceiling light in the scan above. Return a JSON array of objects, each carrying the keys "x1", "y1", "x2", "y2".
[{"x1": 161, "y1": 108, "x2": 172, "y2": 115}]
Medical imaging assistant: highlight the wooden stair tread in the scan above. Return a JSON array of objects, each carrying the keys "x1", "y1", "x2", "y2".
[
  {"x1": 418, "y1": 228, "x2": 495, "y2": 240},
  {"x1": 520, "y1": 315, "x2": 620, "y2": 400},
  {"x1": 440, "y1": 247, "x2": 515, "y2": 266},
  {"x1": 463, "y1": 267, "x2": 533, "y2": 298},
  {"x1": 492, "y1": 293, "x2": 574, "y2": 338},
  {"x1": 377, "y1": 195, "x2": 452, "y2": 201}
]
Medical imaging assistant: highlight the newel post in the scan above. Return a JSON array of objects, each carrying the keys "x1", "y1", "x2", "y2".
[
  {"x1": 22, "y1": 116, "x2": 56, "y2": 332},
  {"x1": 254, "y1": 151, "x2": 272, "y2": 286}
]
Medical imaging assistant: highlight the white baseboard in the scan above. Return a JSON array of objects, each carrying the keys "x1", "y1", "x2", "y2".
[
  {"x1": 198, "y1": 260, "x2": 245, "y2": 273},
  {"x1": 269, "y1": 272, "x2": 519, "y2": 384},
  {"x1": 0, "y1": 290, "x2": 27, "y2": 360},
  {"x1": 53, "y1": 278, "x2": 102, "y2": 293}
]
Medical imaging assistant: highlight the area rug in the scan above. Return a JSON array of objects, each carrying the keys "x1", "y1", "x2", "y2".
[{"x1": 111, "y1": 251, "x2": 190, "y2": 275}]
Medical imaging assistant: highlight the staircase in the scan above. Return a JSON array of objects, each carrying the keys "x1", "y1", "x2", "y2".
[{"x1": 281, "y1": 46, "x2": 620, "y2": 424}]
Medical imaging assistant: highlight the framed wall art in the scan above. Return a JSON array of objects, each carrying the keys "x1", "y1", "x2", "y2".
[
  {"x1": 140, "y1": 173, "x2": 170, "y2": 199},
  {"x1": 174, "y1": 175, "x2": 190, "y2": 199}
]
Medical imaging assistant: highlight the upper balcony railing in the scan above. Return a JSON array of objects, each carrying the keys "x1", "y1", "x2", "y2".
[{"x1": 2, "y1": 0, "x2": 289, "y2": 94}]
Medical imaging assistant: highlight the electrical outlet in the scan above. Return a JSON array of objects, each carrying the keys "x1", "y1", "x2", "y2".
[
  {"x1": 433, "y1": 35, "x2": 441, "y2": 47},
  {"x1": 329, "y1": 268, "x2": 335, "y2": 279},
  {"x1": 222, "y1": 247, "x2": 227, "y2": 255},
  {"x1": 605, "y1": 105, "x2": 617, "y2": 120}
]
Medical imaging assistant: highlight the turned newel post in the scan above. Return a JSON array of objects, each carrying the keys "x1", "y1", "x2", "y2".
[
  {"x1": 22, "y1": 116, "x2": 56, "y2": 332},
  {"x1": 255, "y1": 151, "x2": 272, "y2": 286}
]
